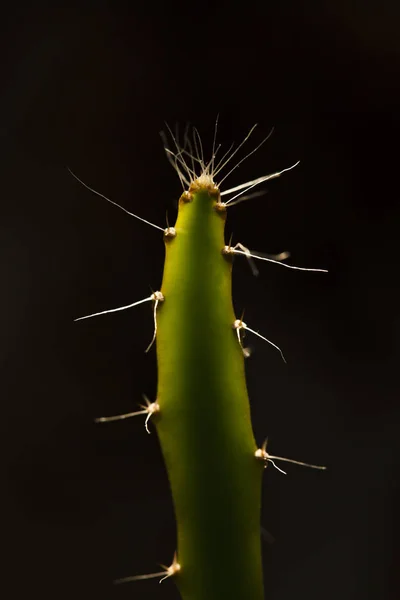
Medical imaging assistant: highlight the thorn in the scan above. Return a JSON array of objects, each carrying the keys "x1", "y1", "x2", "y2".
[
  {"x1": 74, "y1": 293, "x2": 155, "y2": 322},
  {"x1": 231, "y1": 243, "x2": 328, "y2": 273},
  {"x1": 94, "y1": 409, "x2": 148, "y2": 424},
  {"x1": 223, "y1": 242, "x2": 259, "y2": 276},
  {"x1": 159, "y1": 552, "x2": 181, "y2": 584},
  {"x1": 164, "y1": 211, "x2": 177, "y2": 238},
  {"x1": 222, "y1": 161, "x2": 300, "y2": 206},
  {"x1": 68, "y1": 168, "x2": 165, "y2": 231},
  {"x1": 255, "y1": 439, "x2": 327, "y2": 473},
  {"x1": 139, "y1": 395, "x2": 160, "y2": 434},
  {"x1": 223, "y1": 189, "x2": 267, "y2": 208},
  {"x1": 94, "y1": 395, "x2": 160, "y2": 434},
  {"x1": 215, "y1": 123, "x2": 263, "y2": 182},
  {"x1": 233, "y1": 319, "x2": 286, "y2": 363},
  {"x1": 211, "y1": 113, "x2": 219, "y2": 175},
  {"x1": 145, "y1": 291, "x2": 164, "y2": 353},
  {"x1": 114, "y1": 551, "x2": 180, "y2": 585}
]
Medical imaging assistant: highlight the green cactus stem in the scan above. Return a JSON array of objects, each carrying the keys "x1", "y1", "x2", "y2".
[{"x1": 155, "y1": 180, "x2": 264, "y2": 600}]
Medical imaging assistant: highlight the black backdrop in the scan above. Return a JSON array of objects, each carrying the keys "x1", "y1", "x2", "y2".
[{"x1": 2, "y1": 3, "x2": 399, "y2": 599}]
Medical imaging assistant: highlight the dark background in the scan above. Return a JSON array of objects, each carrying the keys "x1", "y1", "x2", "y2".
[{"x1": 1, "y1": 2, "x2": 399, "y2": 599}]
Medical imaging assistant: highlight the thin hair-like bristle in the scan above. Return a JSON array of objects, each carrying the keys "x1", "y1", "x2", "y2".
[
  {"x1": 213, "y1": 123, "x2": 258, "y2": 178},
  {"x1": 161, "y1": 120, "x2": 298, "y2": 205},
  {"x1": 217, "y1": 126, "x2": 275, "y2": 186},
  {"x1": 68, "y1": 168, "x2": 165, "y2": 231}
]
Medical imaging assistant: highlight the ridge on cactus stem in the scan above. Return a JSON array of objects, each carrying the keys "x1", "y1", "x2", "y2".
[{"x1": 72, "y1": 117, "x2": 327, "y2": 600}]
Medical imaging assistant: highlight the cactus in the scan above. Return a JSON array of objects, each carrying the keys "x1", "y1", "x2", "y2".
[{"x1": 72, "y1": 120, "x2": 327, "y2": 600}]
